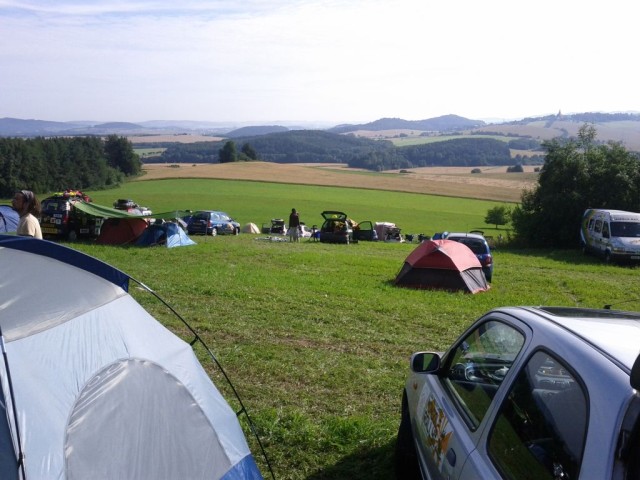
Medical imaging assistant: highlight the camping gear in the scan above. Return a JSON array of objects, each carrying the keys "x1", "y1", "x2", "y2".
[
  {"x1": 0, "y1": 205, "x2": 18, "y2": 233},
  {"x1": 242, "y1": 222, "x2": 261, "y2": 234},
  {"x1": 136, "y1": 221, "x2": 196, "y2": 248},
  {"x1": 0, "y1": 235, "x2": 267, "y2": 479},
  {"x1": 395, "y1": 239, "x2": 489, "y2": 293},
  {"x1": 97, "y1": 217, "x2": 149, "y2": 245}
]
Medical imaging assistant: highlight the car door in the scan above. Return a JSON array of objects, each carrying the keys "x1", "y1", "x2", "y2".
[
  {"x1": 414, "y1": 318, "x2": 527, "y2": 479},
  {"x1": 354, "y1": 220, "x2": 375, "y2": 241}
]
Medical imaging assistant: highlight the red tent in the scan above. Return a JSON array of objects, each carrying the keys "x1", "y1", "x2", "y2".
[
  {"x1": 395, "y1": 239, "x2": 489, "y2": 293},
  {"x1": 97, "y1": 218, "x2": 149, "y2": 245}
]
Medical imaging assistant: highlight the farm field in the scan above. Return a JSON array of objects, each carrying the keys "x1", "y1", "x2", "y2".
[
  {"x1": 43, "y1": 177, "x2": 640, "y2": 479},
  {"x1": 138, "y1": 162, "x2": 536, "y2": 203}
]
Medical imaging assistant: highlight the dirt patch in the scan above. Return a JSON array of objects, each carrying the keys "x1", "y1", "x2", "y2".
[{"x1": 139, "y1": 162, "x2": 535, "y2": 203}]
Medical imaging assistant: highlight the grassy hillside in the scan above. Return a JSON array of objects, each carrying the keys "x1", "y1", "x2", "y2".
[
  {"x1": 11, "y1": 177, "x2": 640, "y2": 479},
  {"x1": 68, "y1": 232, "x2": 640, "y2": 480},
  {"x1": 86, "y1": 178, "x2": 506, "y2": 236}
]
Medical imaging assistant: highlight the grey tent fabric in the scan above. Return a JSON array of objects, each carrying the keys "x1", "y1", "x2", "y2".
[{"x1": 0, "y1": 235, "x2": 262, "y2": 480}]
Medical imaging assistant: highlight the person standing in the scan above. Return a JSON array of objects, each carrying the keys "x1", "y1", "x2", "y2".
[
  {"x1": 12, "y1": 190, "x2": 43, "y2": 239},
  {"x1": 288, "y1": 208, "x2": 301, "y2": 243}
]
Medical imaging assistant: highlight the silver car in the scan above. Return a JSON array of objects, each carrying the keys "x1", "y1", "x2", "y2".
[{"x1": 396, "y1": 306, "x2": 640, "y2": 479}]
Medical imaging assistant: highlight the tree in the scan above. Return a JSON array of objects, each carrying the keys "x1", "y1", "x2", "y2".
[
  {"x1": 241, "y1": 143, "x2": 258, "y2": 160},
  {"x1": 218, "y1": 141, "x2": 238, "y2": 163},
  {"x1": 104, "y1": 135, "x2": 141, "y2": 176},
  {"x1": 511, "y1": 125, "x2": 640, "y2": 247},
  {"x1": 485, "y1": 205, "x2": 511, "y2": 229}
]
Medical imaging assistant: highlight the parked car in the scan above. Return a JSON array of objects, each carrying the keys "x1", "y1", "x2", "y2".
[
  {"x1": 319, "y1": 211, "x2": 354, "y2": 244},
  {"x1": 113, "y1": 198, "x2": 153, "y2": 216},
  {"x1": 40, "y1": 190, "x2": 103, "y2": 241},
  {"x1": 187, "y1": 210, "x2": 240, "y2": 236},
  {"x1": 396, "y1": 306, "x2": 640, "y2": 480},
  {"x1": 261, "y1": 218, "x2": 287, "y2": 235},
  {"x1": 444, "y1": 232, "x2": 493, "y2": 282},
  {"x1": 318, "y1": 212, "x2": 376, "y2": 244}
]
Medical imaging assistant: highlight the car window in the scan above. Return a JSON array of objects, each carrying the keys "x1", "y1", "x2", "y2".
[
  {"x1": 443, "y1": 320, "x2": 525, "y2": 430},
  {"x1": 452, "y1": 237, "x2": 487, "y2": 254},
  {"x1": 194, "y1": 212, "x2": 209, "y2": 221},
  {"x1": 488, "y1": 350, "x2": 587, "y2": 480}
]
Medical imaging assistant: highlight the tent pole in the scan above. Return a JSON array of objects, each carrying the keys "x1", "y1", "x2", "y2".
[{"x1": 0, "y1": 329, "x2": 27, "y2": 480}]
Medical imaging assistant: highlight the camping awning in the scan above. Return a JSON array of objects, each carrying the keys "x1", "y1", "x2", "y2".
[{"x1": 72, "y1": 200, "x2": 189, "y2": 220}]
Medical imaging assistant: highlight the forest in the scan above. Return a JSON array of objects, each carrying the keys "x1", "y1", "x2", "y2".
[
  {"x1": 152, "y1": 130, "x2": 532, "y2": 170},
  {"x1": 0, "y1": 135, "x2": 140, "y2": 197}
]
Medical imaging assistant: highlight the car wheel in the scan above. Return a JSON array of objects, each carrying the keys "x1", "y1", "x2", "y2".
[
  {"x1": 604, "y1": 251, "x2": 612, "y2": 263},
  {"x1": 210, "y1": 228, "x2": 218, "y2": 237},
  {"x1": 234, "y1": 227, "x2": 239, "y2": 235},
  {"x1": 395, "y1": 392, "x2": 421, "y2": 480}
]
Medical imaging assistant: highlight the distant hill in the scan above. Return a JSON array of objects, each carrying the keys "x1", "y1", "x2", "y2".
[
  {"x1": 225, "y1": 125, "x2": 289, "y2": 138},
  {"x1": 472, "y1": 112, "x2": 640, "y2": 151},
  {"x1": 328, "y1": 114, "x2": 485, "y2": 133},
  {"x1": 0, "y1": 118, "x2": 86, "y2": 136}
]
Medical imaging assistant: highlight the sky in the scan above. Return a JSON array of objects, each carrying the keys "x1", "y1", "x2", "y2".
[{"x1": 1, "y1": 0, "x2": 638, "y2": 126}]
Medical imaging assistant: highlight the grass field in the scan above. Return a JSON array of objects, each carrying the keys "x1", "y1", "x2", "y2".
[
  {"x1": 86, "y1": 178, "x2": 507, "y2": 236},
  {"x1": 27, "y1": 173, "x2": 636, "y2": 479},
  {"x1": 67, "y1": 231, "x2": 640, "y2": 480}
]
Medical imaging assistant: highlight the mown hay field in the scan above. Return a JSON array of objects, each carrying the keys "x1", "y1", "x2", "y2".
[{"x1": 140, "y1": 162, "x2": 536, "y2": 203}]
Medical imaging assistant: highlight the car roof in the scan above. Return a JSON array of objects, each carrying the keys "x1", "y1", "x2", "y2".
[
  {"x1": 500, "y1": 306, "x2": 640, "y2": 371},
  {"x1": 446, "y1": 232, "x2": 487, "y2": 241}
]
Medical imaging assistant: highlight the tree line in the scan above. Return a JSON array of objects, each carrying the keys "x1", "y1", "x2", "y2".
[
  {"x1": 0, "y1": 135, "x2": 141, "y2": 197},
  {"x1": 154, "y1": 130, "x2": 536, "y2": 171}
]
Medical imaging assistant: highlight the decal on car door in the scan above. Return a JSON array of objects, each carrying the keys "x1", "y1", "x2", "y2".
[{"x1": 421, "y1": 393, "x2": 453, "y2": 471}]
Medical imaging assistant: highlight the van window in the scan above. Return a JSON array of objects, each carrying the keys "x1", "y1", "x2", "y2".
[
  {"x1": 594, "y1": 220, "x2": 602, "y2": 234},
  {"x1": 588, "y1": 218, "x2": 595, "y2": 231},
  {"x1": 602, "y1": 222, "x2": 610, "y2": 238},
  {"x1": 611, "y1": 222, "x2": 640, "y2": 238}
]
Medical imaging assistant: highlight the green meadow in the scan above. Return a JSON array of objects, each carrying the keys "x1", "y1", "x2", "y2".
[
  {"x1": 10, "y1": 179, "x2": 640, "y2": 479},
  {"x1": 86, "y1": 178, "x2": 507, "y2": 236}
]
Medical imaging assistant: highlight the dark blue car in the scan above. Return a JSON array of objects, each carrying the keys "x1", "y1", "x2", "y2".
[
  {"x1": 187, "y1": 210, "x2": 240, "y2": 236},
  {"x1": 444, "y1": 232, "x2": 493, "y2": 282}
]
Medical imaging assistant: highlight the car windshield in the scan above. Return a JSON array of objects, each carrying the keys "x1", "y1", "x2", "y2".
[
  {"x1": 610, "y1": 221, "x2": 640, "y2": 237},
  {"x1": 451, "y1": 237, "x2": 488, "y2": 254}
]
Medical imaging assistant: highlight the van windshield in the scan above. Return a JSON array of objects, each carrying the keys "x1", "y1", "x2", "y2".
[
  {"x1": 41, "y1": 198, "x2": 70, "y2": 213},
  {"x1": 610, "y1": 222, "x2": 640, "y2": 237}
]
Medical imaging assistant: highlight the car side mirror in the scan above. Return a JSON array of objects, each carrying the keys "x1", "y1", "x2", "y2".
[{"x1": 410, "y1": 352, "x2": 441, "y2": 373}]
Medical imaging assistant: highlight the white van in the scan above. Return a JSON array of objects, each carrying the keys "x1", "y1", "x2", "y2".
[{"x1": 580, "y1": 209, "x2": 640, "y2": 263}]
